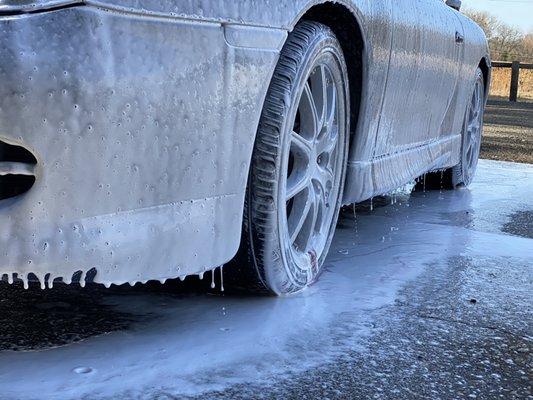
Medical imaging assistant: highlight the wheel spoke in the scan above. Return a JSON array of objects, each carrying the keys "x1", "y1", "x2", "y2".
[
  {"x1": 317, "y1": 125, "x2": 339, "y2": 156},
  {"x1": 286, "y1": 131, "x2": 312, "y2": 200},
  {"x1": 309, "y1": 65, "x2": 327, "y2": 129},
  {"x1": 325, "y1": 81, "x2": 337, "y2": 130},
  {"x1": 467, "y1": 121, "x2": 478, "y2": 135},
  {"x1": 473, "y1": 81, "x2": 481, "y2": 107},
  {"x1": 466, "y1": 138, "x2": 473, "y2": 158},
  {"x1": 469, "y1": 104, "x2": 477, "y2": 122},
  {"x1": 313, "y1": 192, "x2": 326, "y2": 234},
  {"x1": 471, "y1": 129, "x2": 480, "y2": 148},
  {"x1": 299, "y1": 82, "x2": 319, "y2": 140},
  {"x1": 314, "y1": 166, "x2": 333, "y2": 201},
  {"x1": 290, "y1": 130, "x2": 313, "y2": 157},
  {"x1": 288, "y1": 185, "x2": 314, "y2": 243},
  {"x1": 316, "y1": 72, "x2": 337, "y2": 155},
  {"x1": 286, "y1": 169, "x2": 310, "y2": 200},
  {"x1": 308, "y1": 191, "x2": 320, "y2": 239},
  {"x1": 294, "y1": 187, "x2": 320, "y2": 249}
]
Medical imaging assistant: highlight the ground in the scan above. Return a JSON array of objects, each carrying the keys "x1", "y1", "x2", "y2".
[
  {"x1": 481, "y1": 100, "x2": 533, "y2": 164},
  {"x1": 0, "y1": 160, "x2": 531, "y2": 400}
]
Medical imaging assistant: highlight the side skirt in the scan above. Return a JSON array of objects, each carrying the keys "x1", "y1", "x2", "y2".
[{"x1": 343, "y1": 134, "x2": 461, "y2": 204}]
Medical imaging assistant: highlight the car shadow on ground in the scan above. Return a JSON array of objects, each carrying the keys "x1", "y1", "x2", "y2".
[{"x1": 0, "y1": 269, "x2": 227, "y2": 351}]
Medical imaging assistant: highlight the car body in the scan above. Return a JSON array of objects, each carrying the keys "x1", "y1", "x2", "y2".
[{"x1": 0, "y1": 0, "x2": 490, "y2": 289}]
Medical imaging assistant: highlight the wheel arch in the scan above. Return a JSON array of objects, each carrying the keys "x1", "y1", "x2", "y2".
[
  {"x1": 295, "y1": 2, "x2": 366, "y2": 162},
  {"x1": 478, "y1": 56, "x2": 491, "y2": 101}
]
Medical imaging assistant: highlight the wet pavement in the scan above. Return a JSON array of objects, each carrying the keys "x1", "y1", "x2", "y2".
[{"x1": 0, "y1": 160, "x2": 532, "y2": 400}]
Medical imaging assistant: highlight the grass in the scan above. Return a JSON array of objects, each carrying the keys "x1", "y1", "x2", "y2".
[
  {"x1": 481, "y1": 101, "x2": 533, "y2": 164},
  {"x1": 482, "y1": 67, "x2": 533, "y2": 164},
  {"x1": 489, "y1": 67, "x2": 533, "y2": 102}
]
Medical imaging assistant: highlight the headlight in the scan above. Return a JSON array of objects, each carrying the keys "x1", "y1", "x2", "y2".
[{"x1": 0, "y1": 0, "x2": 81, "y2": 13}]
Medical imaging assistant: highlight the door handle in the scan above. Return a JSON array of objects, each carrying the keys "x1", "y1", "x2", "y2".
[{"x1": 455, "y1": 31, "x2": 464, "y2": 44}]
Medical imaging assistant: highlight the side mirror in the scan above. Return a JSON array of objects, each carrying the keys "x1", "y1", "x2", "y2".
[{"x1": 446, "y1": 0, "x2": 462, "y2": 11}]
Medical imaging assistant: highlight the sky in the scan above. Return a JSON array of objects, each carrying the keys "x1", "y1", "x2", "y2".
[{"x1": 463, "y1": 0, "x2": 533, "y2": 33}]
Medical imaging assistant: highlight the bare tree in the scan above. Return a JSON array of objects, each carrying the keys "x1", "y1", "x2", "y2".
[
  {"x1": 464, "y1": 10, "x2": 499, "y2": 40},
  {"x1": 520, "y1": 33, "x2": 533, "y2": 62},
  {"x1": 492, "y1": 24, "x2": 525, "y2": 61},
  {"x1": 464, "y1": 9, "x2": 528, "y2": 62}
]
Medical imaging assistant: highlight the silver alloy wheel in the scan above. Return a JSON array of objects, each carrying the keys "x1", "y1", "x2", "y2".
[
  {"x1": 281, "y1": 62, "x2": 343, "y2": 272},
  {"x1": 453, "y1": 69, "x2": 485, "y2": 187},
  {"x1": 463, "y1": 75, "x2": 484, "y2": 179},
  {"x1": 231, "y1": 21, "x2": 348, "y2": 295}
]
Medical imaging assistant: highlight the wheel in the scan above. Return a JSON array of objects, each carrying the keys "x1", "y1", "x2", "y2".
[
  {"x1": 416, "y1": 68, "x2": 485, "y2": 190},
  {"x1": 451, "y1": 68, "x2": 485, "y2": 187},
  {"x1": 230, "y1": 21, "x2": 349, "y2": 295}
]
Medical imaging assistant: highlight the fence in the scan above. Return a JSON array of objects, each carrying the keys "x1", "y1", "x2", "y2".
[{"x1": 491, "y1": 61, "x2": 533, "y2": 102}]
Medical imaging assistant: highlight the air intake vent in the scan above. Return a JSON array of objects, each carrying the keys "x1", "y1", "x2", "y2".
[{"x1": 0, "y1": 140, "x2": 37, "y2": 201}]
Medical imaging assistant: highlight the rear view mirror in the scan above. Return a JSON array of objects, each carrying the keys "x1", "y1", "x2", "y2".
[{"x1": 445, "y1": 0, "x2": 462, "y2": 11}]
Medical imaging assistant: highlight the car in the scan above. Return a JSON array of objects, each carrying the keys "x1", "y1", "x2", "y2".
[{"x1": 0, "y1": 0, "x2": 490, "y2": 295}]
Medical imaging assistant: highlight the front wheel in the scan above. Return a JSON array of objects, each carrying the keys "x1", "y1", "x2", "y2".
[{"x1": 231, "y1": 21, "x2": 350, "y2": 295}]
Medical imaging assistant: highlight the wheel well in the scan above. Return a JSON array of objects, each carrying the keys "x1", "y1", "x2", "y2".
[
  {"x1": 478, "y1": 57, "x2": 490, "y2": 97},
  {"x1": 301, "y1": 3, "x2": 364, "y2": 141}
]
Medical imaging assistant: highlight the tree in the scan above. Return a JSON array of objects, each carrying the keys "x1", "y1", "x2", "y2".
[
  {"x1": 464, "y1": 9, "x2": 529, "y2": 62},
  {"x1": 464, "y1": 10, "x2": 499, "y2": 40},
  {"x1": 521, "y1": 33, "x2": 533, "y2": 62}
]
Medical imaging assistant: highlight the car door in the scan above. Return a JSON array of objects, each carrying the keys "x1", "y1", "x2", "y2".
[{"x1": 374, "y1": 0, "x2": 464, "y2": 156}]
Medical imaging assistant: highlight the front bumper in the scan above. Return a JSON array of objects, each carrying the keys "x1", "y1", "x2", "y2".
[{"x1": 0, "y1": 5, "x2": 284, "y2": 287}]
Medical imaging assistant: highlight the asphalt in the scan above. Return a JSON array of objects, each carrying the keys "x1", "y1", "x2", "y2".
[{"x1": 190, "y1": 256, "x2": 532, "y2": 400}]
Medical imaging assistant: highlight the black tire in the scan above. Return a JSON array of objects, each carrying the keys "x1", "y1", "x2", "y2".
[
  {"x1": 417, "y1": 68, "x2": 485, "y2": 190},
  {"x1": 228, "y1": 21, "x2": 350, "y2": 295}
]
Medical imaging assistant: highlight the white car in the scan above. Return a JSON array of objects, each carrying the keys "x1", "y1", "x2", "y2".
[{"x1": 0, "y1": 0, "x2": 490, "y2": 294}]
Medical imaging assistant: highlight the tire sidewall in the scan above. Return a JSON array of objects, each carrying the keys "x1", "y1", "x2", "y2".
[
  {"x1": 453, "y1": 68, "x2": 484, "y2": 187},
  {"x1": 264, "y1": 27, "x2": 350, "y2": 294}
]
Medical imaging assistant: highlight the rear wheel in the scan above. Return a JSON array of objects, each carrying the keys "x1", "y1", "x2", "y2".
[
  {"x1": 418, "y1": 68, "x2": 485, "y2": 190},
  {"x1": 451, "y1": 68, "x2": 485, "y2": 187},
  {"x1": 231, "y1": 21, "x2": 349, "y2": 295}
]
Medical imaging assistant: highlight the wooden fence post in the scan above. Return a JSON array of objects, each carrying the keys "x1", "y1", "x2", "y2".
[{"x1": 510, "y1": 61, "x2": 520, "y2": 102}]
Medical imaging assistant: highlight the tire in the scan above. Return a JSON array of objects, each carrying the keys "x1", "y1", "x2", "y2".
[
  {"x1": 451, "y1": 68, "x2": 485, "y2": 187},
  {"x1": 417, "y1": 68, "x2": 485, "y2": 190},
  {"x1": 229, "y1": 21, "x2": 350, "y2": 295}
]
